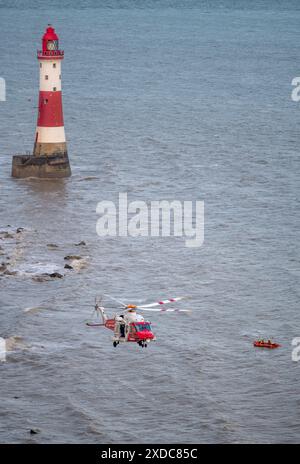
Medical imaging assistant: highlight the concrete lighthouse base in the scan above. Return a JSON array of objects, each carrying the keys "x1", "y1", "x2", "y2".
[{"x1": 12, "y1": 153, "x2": 71, "y2": 179}]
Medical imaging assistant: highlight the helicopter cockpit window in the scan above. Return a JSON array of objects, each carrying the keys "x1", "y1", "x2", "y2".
[{"x1": 134, "y1": 323, "x2": 151, "y2": 332}]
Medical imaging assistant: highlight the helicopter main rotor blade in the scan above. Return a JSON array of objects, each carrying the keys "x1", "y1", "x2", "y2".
[
  {"x1": 104, "y1": 294, "x2": 127, "y2": 307},
  {"x1": 137, "y1": 307, "x2": 191, "y2": 313},
  {"x1": 137, "y1": 297, "x2": 185, "y2": 309}
]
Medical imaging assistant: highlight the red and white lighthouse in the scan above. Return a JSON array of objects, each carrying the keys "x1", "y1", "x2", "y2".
[
  {"x1": 12, "y1": 25, "x2": 71, "y2": 178},
  {"x1": 34, "y1": 26, "x2": 69, "y2": 161}
]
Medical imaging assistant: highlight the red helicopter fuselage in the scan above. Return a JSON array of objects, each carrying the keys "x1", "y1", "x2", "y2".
[{"x1": 105, "y1": 319, "x2": 155, "y2": 343}]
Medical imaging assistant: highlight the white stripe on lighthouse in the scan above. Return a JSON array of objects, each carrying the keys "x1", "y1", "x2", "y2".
[
  {"x1": 39, "y1": 60, "x2": 62, "y2": 92},
  {"x1": 36, "y1": 126, "x2": 66, "y2": 143}
]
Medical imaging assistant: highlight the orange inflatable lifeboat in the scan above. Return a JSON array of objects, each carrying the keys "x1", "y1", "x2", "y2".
[{"x1": 253, "y1": 339, "x2": 280, "y2": 349}]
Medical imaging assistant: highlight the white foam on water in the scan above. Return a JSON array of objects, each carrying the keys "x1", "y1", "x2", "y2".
[{"x1": 14, "y1": 262, "x2": 62, "y2": 276}]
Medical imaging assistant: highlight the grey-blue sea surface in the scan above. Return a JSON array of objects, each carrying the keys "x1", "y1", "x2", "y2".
[{"x1": 0, "y1": 0, "x2": 299, "y2": 444}]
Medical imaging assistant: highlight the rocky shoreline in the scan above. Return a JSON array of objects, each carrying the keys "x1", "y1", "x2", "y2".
[{"x1": 0, "y1": 226, "x2": 89, "y2": 281}]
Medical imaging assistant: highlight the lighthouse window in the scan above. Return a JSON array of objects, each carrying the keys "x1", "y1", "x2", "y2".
[
  {"x1": 47, "y1": 40, "x2": 58, "y2": 51},
  {"x1": 43, "y1": 99, "x2": 48, "y2": 104},
  {"x1": 53, "y1": 63, "x2": 56, "y2": 68},
  {"x1": 45, "y1": 75, "x2": 48, "y2": 80},
  {"x1": 59, "y1": 75, "x2": 61, "y2": 80},
  {"x1": 40, "y1": 63, "x2": 42, "y2": 68},
  {"x1": 53, "y1": 87, "x2": 57, "y2": 91}
]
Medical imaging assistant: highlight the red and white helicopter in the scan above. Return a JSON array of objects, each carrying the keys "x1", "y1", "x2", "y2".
[{"x1": 86, "y1": 295, "x2": 190, "y2": 348}]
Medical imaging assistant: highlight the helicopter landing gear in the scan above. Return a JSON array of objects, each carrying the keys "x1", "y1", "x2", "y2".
[{"x1": 138, "y1": 341, "x2": 148, "y2": 348}]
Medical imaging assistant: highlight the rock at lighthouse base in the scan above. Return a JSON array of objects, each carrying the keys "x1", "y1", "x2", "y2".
[{"x1": 11, "y1": 153, "x2": 71, "y2": 179}]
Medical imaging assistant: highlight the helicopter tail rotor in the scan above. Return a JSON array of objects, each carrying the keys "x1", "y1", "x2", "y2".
[{"x1": 86, "y1": 296, "x2": 107, "y2": 326}]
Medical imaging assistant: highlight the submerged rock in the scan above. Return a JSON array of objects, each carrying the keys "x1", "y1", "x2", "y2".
[
  {"x1": 0, "y1": 263, "x2": 7, "y2": 272},
  {"x1": 0, "y1": 232, "x2": 14, "y2": 239},
  {"x1": 49, "y1": 272, "x2": 63, "y2": 279},
  {"x1": 64, "y1": 255, "x2": 82, "y2": 261},
  {"x1": 32, "y1": 272, "x2": 63, "y2": 282},
  {"x1": 23, "y1": 306, "x2": 44, "y2": 314},
  {"x1": 32, "y1": 276, "x2": 50, "y2": 283},
  {"x1": 3, "y1": 270, "x2": 18, "y2": 276},
  {"x1": 64, "y1": 264, "x2": 73, "y2": 270},
  {"x1": 70, "y1": 257, "x2": 89, "y2": 271},
  {"x1": 78, "y1": 176, "x2": 99, "y2": 182},
  {"x1": 30, "y1": 428, "x2": 40, "y2": 435},
  {"x1": 47, "y1": 243, "x2": 59, "y2": 249},
  {"x1": 75, "y1": 241, "x2": 86, "y2": 246},
  {"x1": 5, "y1": 335, "x2": 27, "y2": 351}
]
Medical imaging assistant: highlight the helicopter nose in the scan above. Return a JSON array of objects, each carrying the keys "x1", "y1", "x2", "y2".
[{"x1": 137, "y1": 331, "x2": 154, "y2": 340}]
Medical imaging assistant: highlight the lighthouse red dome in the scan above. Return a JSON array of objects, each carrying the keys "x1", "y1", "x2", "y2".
[{"x1": 43, "y1": 26, "x2": 59, "y2": 42}]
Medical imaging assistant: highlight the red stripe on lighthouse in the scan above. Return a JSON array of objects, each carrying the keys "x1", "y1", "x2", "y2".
[{"x1": 37, "y1": 91, "x2": 64, "y2": 127}]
